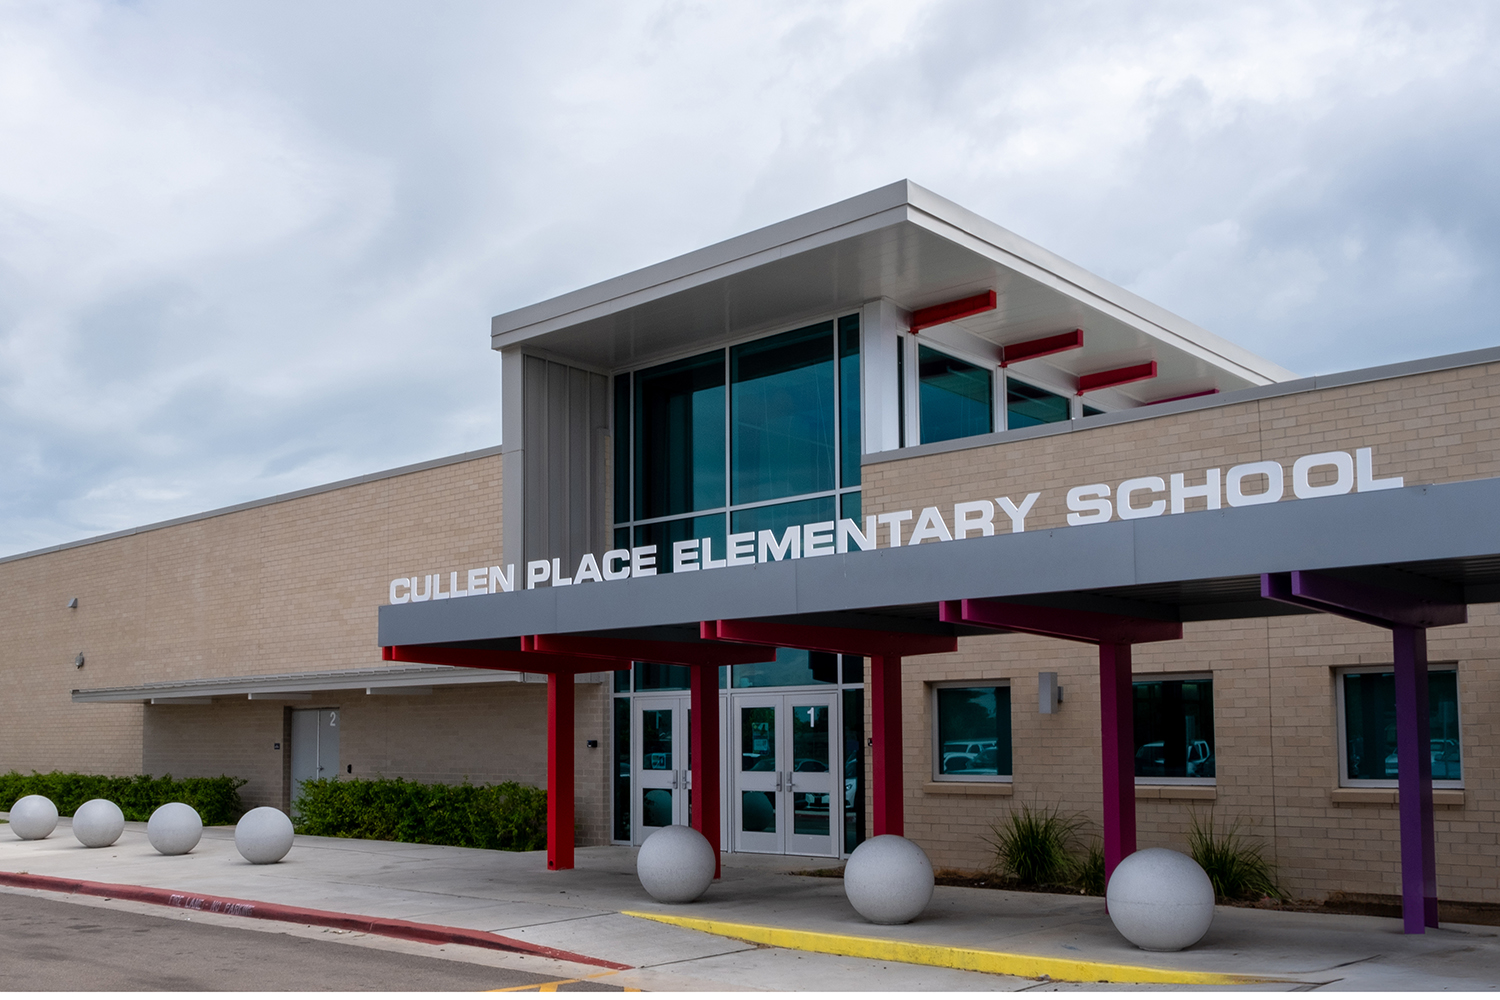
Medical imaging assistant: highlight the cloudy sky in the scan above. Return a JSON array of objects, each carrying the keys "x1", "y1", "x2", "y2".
[{"x1": 2, "y1": 1, "x2": 1497, "y2": 556}]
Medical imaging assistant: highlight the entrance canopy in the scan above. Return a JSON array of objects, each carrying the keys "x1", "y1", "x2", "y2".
[
  {"x1": 378, "y1": 476, "x2": 1500, "y2": 934},
  {"x1": 378, "y1": 476, "x2": 1500, "y2": 649}
]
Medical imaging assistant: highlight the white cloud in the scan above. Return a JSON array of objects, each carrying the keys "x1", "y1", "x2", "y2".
[{"x1": 2, "y1": 0, "x2": 1498, "y2": 553}]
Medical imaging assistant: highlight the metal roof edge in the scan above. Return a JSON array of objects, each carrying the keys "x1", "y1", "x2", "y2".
[
  {"x1": 2, "y1": 443, "x2": 506, "y2": 566},
  {"x1": 865, "y1": 344, "x2": 1500, "y2": 466},
  {"x1": 70, "y1": 662, "x2": 544, "y2": 703},
  {"x1": 900, "y1": 183, "x2": 1296, "y2": 385},
  {"x1": 489, "y1": 180, "x2": 914, "y2": 342}
]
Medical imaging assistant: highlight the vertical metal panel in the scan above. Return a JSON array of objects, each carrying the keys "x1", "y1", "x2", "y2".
[
  {"x1": 520, "y1": 355, "x2": 611, "y2": 574},
  {"x1": 860, "y1": 299, "x2": 904, "y2": 455}
]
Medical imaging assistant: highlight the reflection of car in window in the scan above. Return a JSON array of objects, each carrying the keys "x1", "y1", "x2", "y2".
[
  {"x1": 1134, "y1": 740, "x2": 1215, "y2": 778},
  {"x1": 793, "y1": 758, "x2": 828, "y2": 772},
  {"x1": 844, "y1": 757, "x2": 858, "y2": 808},
  {"x1": 1384, "y1": 739, "x2": 1461, "y2": 781}
]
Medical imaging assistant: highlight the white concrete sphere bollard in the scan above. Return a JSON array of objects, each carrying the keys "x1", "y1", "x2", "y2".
[
  {"x1": 72, "y1": 799, "x2": 125, "y2": 848},
  {"x1": 9, "y1": 795, "x2": 59, "y2": 840},
  {"x1": 147, "y1": 802, "x2": 203, "y2": 856},
  {"x1": 234, "y1": 806, "x2": 295, "y2": 864},
  {"x1": 1106, "y1": 848, "x2": 1216, "y2": 951},
  {"x1": 637, "y1": 825, "x2": 717, "y2": 903},
  {"x1": 843, "y1": 834, "x2": 935, "y2": 925}
]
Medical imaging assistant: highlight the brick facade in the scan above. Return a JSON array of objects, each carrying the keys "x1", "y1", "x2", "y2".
[{"x1": 861, "y1": 359, "x2": 1500, "y2": 903}]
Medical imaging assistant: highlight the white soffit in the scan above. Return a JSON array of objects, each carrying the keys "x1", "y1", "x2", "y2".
[{"x1": 490, "y1": 180, "x2": 1295, "y2": 398}]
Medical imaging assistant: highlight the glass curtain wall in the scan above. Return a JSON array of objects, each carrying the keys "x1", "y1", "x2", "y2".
[
  {"x1": 918, "y1": 345, "x2": 992, "y2": 444},
  {"x1": 614, "y1": 315, "x2": 861, "y2": 565}
]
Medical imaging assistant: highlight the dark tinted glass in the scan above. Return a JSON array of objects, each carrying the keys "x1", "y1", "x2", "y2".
[
  {"x1": 731, "y1": 322, "x2": 835, "y2": 504},
  {"x1": 919, "y1": 345, "x2": 992, "y2": 444},
  {"x1": 1082, "y1": 403, "x2": 1103, "y2": 418},
  {"x1": 733, "y1": 647, "x2": 838, "y2": 687},
  {"x1": 839, "y1": 315, "x2": 861, "y2": 487},
  {"x1": 842, "y1": 687, "x2": 865, "y2": 852},
  {"x1": 634, "y1": 662, "x2": 691, "y2": 691},
  {"x1": 635, "y1": 350, "x2": 725, "y2": 518},
  {"x1": 1344, "y1": 669, "x2": 1461, "y2": 781},
  {"x1": 612, "y1": 698, "x2": 630, "y2": 840},
  {"x1": 1007, "y1": 379, "x2": 1070, "y2": 428},
  {"x1": 730, "y1": 496, "x2": 836, "y2": 537},
  {"x1": 936, "y1": 686, "x2": 1012, "y2": 776},
  {"x1": 840, "y1": 492, "x2": 861, "y2": 522},
  {"x1": 634, "y1": 513, "x2": 726, "y2": 575},
  {"x1": 1133, "y1": 678, "x2": 1215, "y2": 779},
  {"x1": 613, "y1": 373, "x2": 631, "y2": 524}
]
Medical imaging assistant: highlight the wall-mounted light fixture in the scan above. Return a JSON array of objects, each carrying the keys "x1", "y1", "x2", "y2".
[
  {"x1": 1039, "y1": 672, "x2": 1062, "y2": 713},
  {"x1": 74, "y1": 653, "x2": 86, "y2": 669},
  {"x1": 67, "y1": 597, "x2": 79, "y2": 609}
]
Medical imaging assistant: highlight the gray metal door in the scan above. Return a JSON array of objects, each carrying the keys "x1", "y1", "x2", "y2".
[{"x1": 290, "y1": 708, "x2": 339, "y2": 817}]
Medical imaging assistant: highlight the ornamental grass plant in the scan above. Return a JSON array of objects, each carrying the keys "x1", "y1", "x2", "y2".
[
  {"x1": 0, "y1": 771, "x2": 246, "y2": 825},
  {"x1": 1187, "y1": 810, "x2": 1285, "y2": 902},
  {"x1": 293, "y1": 777, "x2": 547, "y2": 851},
  {"x1": 986, "y1": 803, "x2": 1084, "y2": 887}
]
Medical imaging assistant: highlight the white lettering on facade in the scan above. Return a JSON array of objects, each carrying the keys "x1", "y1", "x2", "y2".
[
  {"x1": 997, "y1": 493, "x2": 1040, "y2": 532},
  {"x1": 388, "y1": 445, "x2": 1412, "y2": 601}
]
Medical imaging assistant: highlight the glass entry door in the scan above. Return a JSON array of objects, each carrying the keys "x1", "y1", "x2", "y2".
[
  {"x1": 732, "y1": 693, "x2": 838, "y2": 856},
  {"x1": 634, "y1": 697, "x2": 690, "y2": 841}
]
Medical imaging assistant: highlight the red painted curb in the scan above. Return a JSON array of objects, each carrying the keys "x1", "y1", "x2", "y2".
[{"x1": 0, "y1": 870, "x2": 630, "y2": 970}]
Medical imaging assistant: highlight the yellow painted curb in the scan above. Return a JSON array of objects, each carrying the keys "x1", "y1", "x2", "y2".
[{"x1": 620, "y1": 910, "x2": 1275, "y2": 985}]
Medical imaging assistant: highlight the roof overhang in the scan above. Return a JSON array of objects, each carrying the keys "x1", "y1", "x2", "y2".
[
  {"x1": 490, "y1": 180, "x2": 1295, "y2": 402},
  {"x1": 69, "y1": 662, "x2": 604, "y2": 705},
  {"x1": 378, "y1": 476, "x2": 1500, "y2": 649}
]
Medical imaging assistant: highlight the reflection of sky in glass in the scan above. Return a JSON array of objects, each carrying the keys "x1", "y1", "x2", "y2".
[
  {"x1": 732, "y1": 323, "x2": 835, "y2": 504},
  {"x1": 919, "y1": 345, "x2": 991, "y2": 444}
]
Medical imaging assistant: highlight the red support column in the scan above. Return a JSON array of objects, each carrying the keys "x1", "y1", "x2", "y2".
[
  {"x1": 1393, "y1": 625, "x2": 1439, "y2": 931},
  {"x1": 547, "y1": 671, "x2": 575, "y2": 871},
  {"x1": 870, "y1": 654, "x2": 904, "y2": 837},
  {"x1": 1098, "y1": 642, "x2": 1136, "y2": 883},
  {"x1": 690, "y1": 663, "x2": 722, "y2": 879}
]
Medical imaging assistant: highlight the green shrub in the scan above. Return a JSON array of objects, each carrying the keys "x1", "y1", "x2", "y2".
[
  {"x1": 293, "y1": 777, "x2": 547, "y2": 851},
  {"x1": 1188, "y1": 811, "x2": 1284, "y2": 901},
  {"x1": 1070, "y1": 839, "x2": 1106, "y2": 896},
  {"x1": 986, "y1": 804, "x2": 1083, "y2": 886},
  {"x1": 0, "y1": 771, "x2": 246, "y2": 826}
]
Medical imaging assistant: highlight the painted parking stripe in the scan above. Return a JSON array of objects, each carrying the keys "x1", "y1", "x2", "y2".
[{"x1": 621, "y1": 910, "x2": 1284, "y2": 985}]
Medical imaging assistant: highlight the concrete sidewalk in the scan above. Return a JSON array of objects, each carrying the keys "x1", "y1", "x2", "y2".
[{"x1": 2, "y1": 816, "x2": 1497, "y2": 991}]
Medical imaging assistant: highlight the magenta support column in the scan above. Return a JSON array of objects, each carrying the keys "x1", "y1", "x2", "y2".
[
  {"x1": 1098, "y1": 642, "x2": 1137, "y2": 882},
  {"x1": 546, "y1": 671, "x2": 575, "y2": 871},
  {"x1": 690, "y1": 662, "x2": 722, "y2": 879},
  {"x1": 1393, "y1": 625, "x2": 1438, "y2": 931},
  {"x1": 870, "y1": 654, "x2": 904, "y2": 837}
]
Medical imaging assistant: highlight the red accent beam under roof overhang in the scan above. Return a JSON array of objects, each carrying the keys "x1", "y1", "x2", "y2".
[
  {"x1": 1077, "y1": 361, "x2": 1157, "y2": 395},
  {"x1": 909, "y1": 290, "x2": 997, "y2": 333},
  {"x1": 939, "y1": 600, "x2": 1181, "y2": 645},
  {"x1": 382, "y1": 645, "x2": 621, "y2": 674},
  {"x1": 1000, "y1": 329, "x2": 1083, "y2": 367},
  {"x1": 702, "y1": 620, "x2": 956, "y2": 657},
  {"x1": 526, "y1": 633, "x2": 777, "y2": 666}
]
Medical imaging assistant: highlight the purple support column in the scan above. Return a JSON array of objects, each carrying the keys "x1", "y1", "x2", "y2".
[
  {"x1": 1099, "y1": 642, "x2": 1137, "y2": 882},
  {"x1": 1393, "y1": 625, "x2": 1438, "y2": 932}
]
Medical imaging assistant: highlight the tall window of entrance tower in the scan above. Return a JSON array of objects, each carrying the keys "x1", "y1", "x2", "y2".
[{"x1": 611, "y1": 314, "x2": 861, "y2": 568}]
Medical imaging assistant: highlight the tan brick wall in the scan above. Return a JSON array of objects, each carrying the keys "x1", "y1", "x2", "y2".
[
  {"x1": 862, "y1": 360, "x2": 1500, "y2": 903},
  {"x1": 0, "y1": 447, "x2": 611, "y2": 847}
]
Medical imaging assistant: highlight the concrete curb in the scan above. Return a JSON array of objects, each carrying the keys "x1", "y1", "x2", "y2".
[
  {"x1": 622, "y1": 910, "x2": 1286, "y2": 986},
  {"x1": 0, "y1": 870, "x2": 630, "y2": 970}
]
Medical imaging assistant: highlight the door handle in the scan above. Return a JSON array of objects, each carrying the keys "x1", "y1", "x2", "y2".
[{"x1": 775, "y1": 772, "x2": 783, "y2": 793}]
